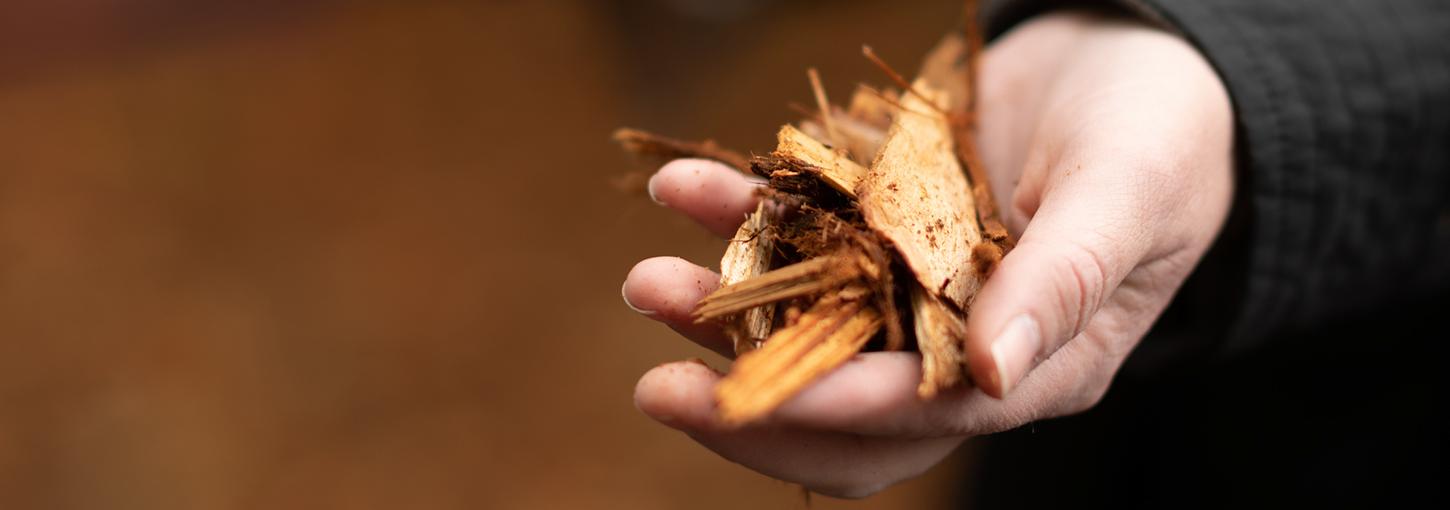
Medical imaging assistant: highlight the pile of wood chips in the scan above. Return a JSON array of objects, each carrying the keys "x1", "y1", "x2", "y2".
[{"x1": 616, "y1": 5, "x2": 1012, "y2": 426}]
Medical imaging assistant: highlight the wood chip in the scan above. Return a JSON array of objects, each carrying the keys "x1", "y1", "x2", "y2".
[
  {"x1": 693, "y1": 251, "x2": 868, "y2": 323},
  {"x1": 798, "y1": 114, "x2": 887, "y2": 167},
  {"x1": 718, "y1": 201, "x2": 777, "y2": 355},
  {"x1": 912, "y1": 285, "x2": 969, "y2": 398},
  {"x1": 915, "y1": 33, "x2": 971, "y2": 115},
  {"x1": 773, "y1": 124, "x2": 868, "y2": 198},
  {"x1": 848, "y1": 85, "x2": 898, "y2": 129},
  {"x1": 858, "y1": 80, "x2": 986, "y2": 309},
  {"x1": 716, "y1": 287, "x2": 882, "y2": 425},
  {"x1": 918, "y1": 30, "x2": 1015, "y2": 257}
]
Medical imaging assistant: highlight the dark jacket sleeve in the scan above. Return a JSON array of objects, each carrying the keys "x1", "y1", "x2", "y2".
[{"x1": 984, "y1": 1, "x2": 1450, "y2": 355}]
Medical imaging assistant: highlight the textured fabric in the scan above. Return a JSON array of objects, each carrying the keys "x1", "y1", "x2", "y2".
[{"x1": 983, "y1": 0, "x2": 1450, "y2": 354}]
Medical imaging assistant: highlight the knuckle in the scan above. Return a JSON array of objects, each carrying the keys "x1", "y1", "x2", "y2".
[{"x1": 1053, "y1": 239, "x2": 1113, "y2": 336}]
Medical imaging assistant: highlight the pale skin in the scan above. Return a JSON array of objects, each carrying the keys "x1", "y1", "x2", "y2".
[{"x1": 622, "y1": 10, "x2": 1234, "y2": 498}]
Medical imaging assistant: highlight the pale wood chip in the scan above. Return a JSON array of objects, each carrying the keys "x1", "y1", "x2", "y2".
[
  {"x1": 847, "y1": 85, "x2": 898, "y2": 129},
  {"x1": 912, "y1": 285, "x2": 969, "y2": 398},
  {"x1": 858, "y1": 80, "x2": 986, "y2": 309},
  {"x1": 915, "y1": 33, "x2": 971, "y2": 115},
  {"x1": 800, "y1": 114, "x2": 888, "y2": 167},
  {"x1": 916, "y1": 32, "x2": 1014, "y2": 256},
  {"x1": 719, "y1": 201, "x2": 778, "y2": 355},
  {"x1": 773, "y1": 124, "x2": 867, "y2": 198},
  {"x1": 693, "y1": 251, "x2": 864, "y2": 323}
]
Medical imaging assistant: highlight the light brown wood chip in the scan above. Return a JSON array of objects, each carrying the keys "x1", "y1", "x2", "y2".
[
  {"x1": 773, "y1": 124, "x2": 868, "y2": 198},
  {"x1": 915, "y1": 33, "x2": 971, "y2": 115},
  {"x1": 912, "y1": 285, "x2": 969, "y2": 398},
  {"x1": 857, "y1": 80, "x2": 985, "y2": 309},
  {"x1": 693, "y1": 251, "x2": 867, "y2": 323},
  {"x1": 716, "y1": 287, "x2": 882, "y2": 425},
  {"x1": 848, "y1": 85, "x2": 898, "y2": 129}
]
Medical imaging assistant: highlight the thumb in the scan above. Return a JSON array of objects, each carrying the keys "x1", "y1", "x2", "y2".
[{"x1": 964, "y1": 176, "x2": 1152, "y2": 399}]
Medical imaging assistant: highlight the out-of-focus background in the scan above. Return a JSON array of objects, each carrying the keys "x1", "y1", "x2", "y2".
[{"x1": 0, "y1": 0, "x2": 976, "y2": 508}]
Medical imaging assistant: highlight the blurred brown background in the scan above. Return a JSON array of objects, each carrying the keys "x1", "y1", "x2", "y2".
[{"x1": 0, "y1": 0, "x2": 972, "y2": 508}]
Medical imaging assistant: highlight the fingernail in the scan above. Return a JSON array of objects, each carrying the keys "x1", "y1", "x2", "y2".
[
  {"x1": 989, "y1": 314, "x2": 1042, "y2": 396},
  {"x1": 646, "y1": 172, "x2": 667, "y2": 205},
  {"x1": 621, "y1": 281, "x2": 656, "y2": 316}
]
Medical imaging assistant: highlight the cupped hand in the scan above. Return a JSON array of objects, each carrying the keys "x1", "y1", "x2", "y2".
[{"x1": 622, "y1": 10, "x2": 1234, "y2": 498}]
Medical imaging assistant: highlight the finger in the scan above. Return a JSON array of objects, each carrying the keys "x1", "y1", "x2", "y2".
[
  {"x1": 769, "y1": 339, "x2": 1115, "y2": 437},
  {"x1": 964, "y1": 163, "x2": 1154, "y2": 398},
  {"x1": 648, "y1": 158, "x2": 764, "y2": 238},
  {"x1": 623, "y1": 256, "x2": 734, "y2": 358},
  {"x1": 634, "y1": 361, "x2": 964, "y2": 499}
]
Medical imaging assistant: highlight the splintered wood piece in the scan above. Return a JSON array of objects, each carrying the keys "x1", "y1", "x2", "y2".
[
  {"x1": 858, "y1": 80, "x2": 985, "y2": 309},
  {"x1": 613, "y1": 128, "x2": 751, "y2": 173},
  {"x1": 916, "y1": 33, "x2": 971, "y2": 116},
  {"x1": 916, "y1": 31, "x2": 1014, "y2": 255},
  {"x1": 912, "y1": 285, "x2": 969, "y2": 398},
  {"x1": 806, "y1": 68, "x2": 843, "y2": 149},
  {"x1": 693, "y1": 251, "x2": 867, "y2": 322},
  {"x1": 719, "y1": 201, "x2": 778, "y2": 355},
  {"x1": 848, "y1": 85, "x2": 898, "y2": 129},
  {"x1": 716, "y1": 289, "x2": 882, "y2": 425},
  {"x1": 773, "y1": 125, "x2": 867, "y2": 197},
  {"x1": 862, "y1": 46, "x2": 948, "y2": 117},
  {"x1": 838, "y1": 116, "x2": 889, "y2": 165},
  {"x1": 799, "y1": 112, "x2": 888, "y2": 166}
]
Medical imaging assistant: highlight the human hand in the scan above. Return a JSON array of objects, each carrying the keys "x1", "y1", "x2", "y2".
[{"x1": 622, "y1": 10, "x2": 1234, "y2": 498}]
